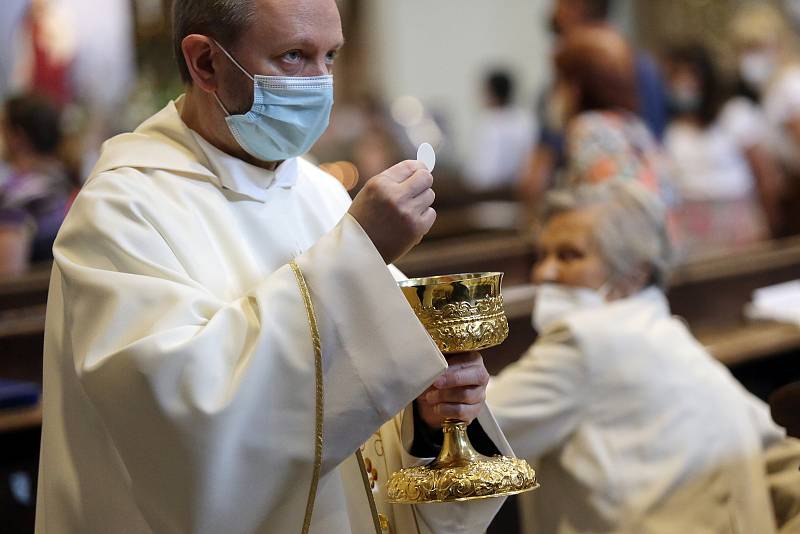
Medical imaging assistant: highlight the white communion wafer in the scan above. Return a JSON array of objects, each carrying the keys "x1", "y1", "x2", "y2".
[{"x1": 416, "y1": 142, "x2": 436, "y2": 172}]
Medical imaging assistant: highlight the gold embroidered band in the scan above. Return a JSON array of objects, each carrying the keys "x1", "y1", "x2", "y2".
[
  {"x1": 356, "y1": 448, "x2": 384, "y2": 533},
  {"x1": 290, "y1": 261, "x2": 324, "y2": 534}
]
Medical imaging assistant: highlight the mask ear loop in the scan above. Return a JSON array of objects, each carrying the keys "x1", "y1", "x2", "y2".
[
  {"x1": 211, "y1": 38, "x2": 255, "y2": 82},
  {"x1": 212, "y1": 92, "x2": 232, "y2": 117},
  {"x1": 210, "y1": 38, "x2": 255, "y2": 117}
]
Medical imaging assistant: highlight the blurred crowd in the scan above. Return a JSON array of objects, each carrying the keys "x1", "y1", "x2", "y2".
[
  {"x1": 4, "y1": 0, "x2": 800, "y2": 271},
  {"x1": 515, "y1": 0, "x2": 800, "y2": 259},
  {"x1": 320, "y1": 0, "x2": 800, "y2": 260},
  {"x1": 0, "y1": 0, "x2": 134, "y2": 275},
  {"x1": 504, "y1": 0, "x2": 800, "y2": 259}
]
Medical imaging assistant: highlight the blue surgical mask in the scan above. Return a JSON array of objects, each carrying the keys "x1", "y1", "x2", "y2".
[{"x1": 212, "y1": 41, "x2": 334, "y2": 162}]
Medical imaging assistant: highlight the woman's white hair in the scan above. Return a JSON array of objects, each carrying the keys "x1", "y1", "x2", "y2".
[{"x1": 543, "y1": 180, "x2": 673, "y2": 289}]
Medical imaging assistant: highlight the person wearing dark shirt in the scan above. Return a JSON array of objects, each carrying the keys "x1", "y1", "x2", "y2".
[{"x1": 0, "y1": 93, "x2": 70, "y2": 263}]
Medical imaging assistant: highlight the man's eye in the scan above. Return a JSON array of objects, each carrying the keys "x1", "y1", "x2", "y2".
[
  {"x1": 283, "y1": 51, "x2": 302, "y2": 63},
  {"x1": 325, "y1": 50, "x2": 338, "y2": 64}
]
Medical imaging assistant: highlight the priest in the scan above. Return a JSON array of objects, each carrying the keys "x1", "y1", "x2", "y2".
[{"x1": 35, "y1": 0, "x2": 513, "y2": 533}]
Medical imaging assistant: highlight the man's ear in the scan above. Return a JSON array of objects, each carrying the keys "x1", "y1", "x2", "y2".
[{"x1": 181, "y1": 34, "x2": 219, "y2": 93}]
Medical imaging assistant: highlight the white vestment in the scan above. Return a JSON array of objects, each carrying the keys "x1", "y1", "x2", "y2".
[
  {"x1": 487, "y1": 288, "x2": 791, "y2": 534},
  {"x1": 36, "y1": 98, "x2": 511, "y2": 533}
]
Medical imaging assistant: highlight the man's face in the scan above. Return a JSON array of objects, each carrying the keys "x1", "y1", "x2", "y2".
[{"x1": 217, "y1": 0, "x2": 344, "y2": 114}]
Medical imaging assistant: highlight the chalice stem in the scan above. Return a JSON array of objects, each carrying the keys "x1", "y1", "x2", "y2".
[{"x1": 429, "y1": 419, "x2": 487, "y2": 469}]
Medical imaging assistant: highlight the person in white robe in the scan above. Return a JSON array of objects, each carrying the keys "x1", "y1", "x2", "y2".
[
  {"x1": 35, "y1": 1, "x2": 514, "y2": 532},
  {"x1": 486, "y1": 181, "x2": 800, "y2": 534}
]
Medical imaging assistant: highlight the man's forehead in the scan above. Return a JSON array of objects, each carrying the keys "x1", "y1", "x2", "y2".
[{"x1": 249, "y1": 0, "x2": 343, "y2": 45}]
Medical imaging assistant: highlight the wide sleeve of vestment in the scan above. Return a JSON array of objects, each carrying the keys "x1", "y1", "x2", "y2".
[{"x1": 49, "y1": 169, "x2": 447, "y2": 533}]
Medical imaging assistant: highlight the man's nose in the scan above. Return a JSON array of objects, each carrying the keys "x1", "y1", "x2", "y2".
[
  {"x1": 532, "y1": 257, "x2": 559, "y2": 284},
  {"x1": 304, "y1": 59, "x2": 331, "y2": 77}
]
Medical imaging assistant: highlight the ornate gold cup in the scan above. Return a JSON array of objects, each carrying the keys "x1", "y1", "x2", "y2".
[{"x1": 387, "y1": 272, "x2": 538, "y2": 504}]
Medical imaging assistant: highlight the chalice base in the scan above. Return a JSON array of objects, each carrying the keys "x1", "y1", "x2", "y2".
[{"x1": 387, "y1": 420, "x2": 538, "y2": 504}]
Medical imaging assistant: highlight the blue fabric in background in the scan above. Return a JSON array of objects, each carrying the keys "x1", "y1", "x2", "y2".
[
  {"x1": 0, "y1": 380, "x2": 40, "y2": 410},
  {"x1": 635, "y1": 52, "x2": 670, "y2": 142}
]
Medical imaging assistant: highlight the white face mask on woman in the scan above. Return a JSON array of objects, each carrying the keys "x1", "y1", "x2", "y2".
[
  {"x1": 739, "y1": 50, "x2": 777, "y2": 90},
  {"x1": 531, "y1": 282, "x2": 608, "y2": 333}
]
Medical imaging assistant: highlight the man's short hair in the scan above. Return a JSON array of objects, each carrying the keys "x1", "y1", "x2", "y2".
[
  {"x1": 3, "y1": 93, "x2": 62, "y2": 155},
  {"x1": 172, "y1": 0, "x2": 256, "y2": 83}
]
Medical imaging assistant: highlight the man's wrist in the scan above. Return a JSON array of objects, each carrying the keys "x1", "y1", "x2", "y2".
[{"x1": 410, "y1": 400, "x2": 444, "y2": 458}]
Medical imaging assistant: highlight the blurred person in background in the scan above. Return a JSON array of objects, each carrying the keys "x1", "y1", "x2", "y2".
[
  {"x1": 0, "y1": 209, "x2": 33, "y2": 275},
  {"x1": 2, "y1": 0, "x2": 135, "y2": 181},
  {"x1": 0, "y1": 0, "x2": 30, "y2": 98},
  {"x1": 552, "y1": 27, "x2": 673, "y2": 201},
  {"x1": 487, "y1": 180, "x2": 800, "y2": 534},
  {"x1": 313, "y1": 95, "x2": 406, "y2": 193},
  {"x1": 0, "y1": 93, "x2": 70, "y2": 263},
  {"x1": 8, "y1": 0, "x2": 76, "y2": 107},
  {"x1": 519, "y1": 0, "x2": 668, "y2": 204},
  {"x1": 463, "y1": 69, "x2": 536, "y2": 193},
  {"x1": 731, "y1": 3, "x2": 800, "y2": 236},
  {"x1": 348, "y1": 96, "x2": 404, "y2": 190},
  {"x1": 663, "y1": 44, "x2": 781, "y2": 256}
]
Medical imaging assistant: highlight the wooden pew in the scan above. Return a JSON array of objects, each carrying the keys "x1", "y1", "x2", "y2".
[
  {"x1": 0, "y1": 306, "x2": 46, "y2": 385},
  {"x1": 397, "y1": 234, "x2": 535, "y2": 286},
  {"x1": 423, "y1": 201, "x2": 522, "y2": 241},
  {"x1": 4, "y1": 237, "x2": 799, "y2": 386},
  {"x1": 0, "y1": 305, "x2": 46, "y2": 533},
  {"x1": 482, "y1": 237, "x2": 800, "y2": 375},
  {"x1": 0, "y1": 263, "x2": 51, "y2": 312},
  {"x1": 669, "y1": 236, "x2": 800, "y2": 330}
]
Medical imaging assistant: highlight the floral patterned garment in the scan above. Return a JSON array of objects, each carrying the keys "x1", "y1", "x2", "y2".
[{"x1": 562, "y1": 110, "x2": 676, "y2": 204}]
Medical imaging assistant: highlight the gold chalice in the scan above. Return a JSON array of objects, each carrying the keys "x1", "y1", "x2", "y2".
[{"x1": 387, "y1": 272, "x2": 538, "y2": 504}]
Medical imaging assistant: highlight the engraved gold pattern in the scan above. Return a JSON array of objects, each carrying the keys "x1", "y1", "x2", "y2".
[
  {"x1": 390, "y1": 272, "x2": 539, "y2": 504},
  {"x1": 398, "y1": 272, "x2": 509, "y2": 354},
  {"x1": 387, "y1": 455, "x2": 538, "y2": 504},
  {"x1": 411, "y1": 296, "x2": 509, "y2": 353},
  {"x1": 290, "y1": 261, "x2": 325, "y2": 534}
]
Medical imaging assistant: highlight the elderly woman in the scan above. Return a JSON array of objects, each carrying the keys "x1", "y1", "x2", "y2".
[{"x1": 486, "y1": 181, "x2": 795, "y2": 533}]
